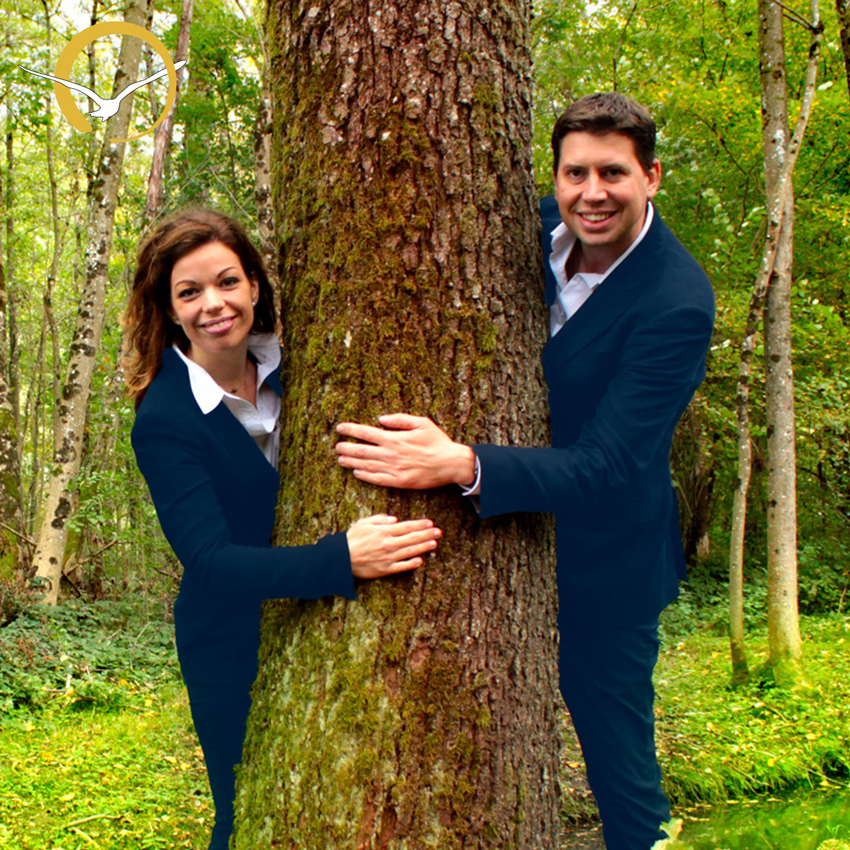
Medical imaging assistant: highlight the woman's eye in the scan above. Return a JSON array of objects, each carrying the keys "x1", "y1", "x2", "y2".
[
  {"x1": 177, "y1": 288, "x2": 197, "y2": 299},
  {"x1": 221, "y1": 277, "x2": 239, "y2": 288}
]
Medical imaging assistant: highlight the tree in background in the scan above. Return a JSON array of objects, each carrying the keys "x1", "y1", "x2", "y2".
[
  {"x1": 31, "y1": 0, "x2": 152, "y2": 603},
  {"x1": 838, "y1": 0, "x2": 850, "y2": 98},
  {"x1": 756, "y1": 0, "x2": 822, "y2": 685},
  {"x1": 233, "y1": 0, "x2": 561, "y2": 847},
  {"x1": 143, "y1": 0, "x2": 194, "y2": 229}
]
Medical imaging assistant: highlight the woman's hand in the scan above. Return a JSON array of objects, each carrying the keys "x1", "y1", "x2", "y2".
[{"x1": 346, "y1": 514, "x2": 442, "y2": 579}]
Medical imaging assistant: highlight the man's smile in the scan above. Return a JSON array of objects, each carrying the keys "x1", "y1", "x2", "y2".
[{"x1": 578, "y1": 211, "x2": 617, "y2": 223}]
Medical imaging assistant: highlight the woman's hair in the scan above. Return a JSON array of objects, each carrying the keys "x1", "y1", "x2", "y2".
[{"x1": 123, "y1": 209, "x2": 276, "y2": 407}]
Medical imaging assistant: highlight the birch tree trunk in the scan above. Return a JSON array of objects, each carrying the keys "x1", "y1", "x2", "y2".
[
  {"x1": 0, "y1": 252, "x2": 22, "y2": 590},
  {"x1": 729, "y1": 0, "x2": 821, "y2": 687},
  {"x1": 4, "y1": 100, "x2": 20, "y2": 461},
  {"x1": 758, "y1": 0, "x2": 822, "y2": 685},
  {"x1": 231, "y1": 0, "x2": 278, "y2": 295},
  {"x1": 233, "y1": 1, "x2": 561, "y2": 847},
  {"x1": 253, "y1": 74, "x2": 278, "y2": 301},
  {"x1": 31, "y1": 0, "x2": 150, "y2": 604}
]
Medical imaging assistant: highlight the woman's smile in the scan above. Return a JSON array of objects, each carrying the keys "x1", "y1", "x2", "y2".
[{"x1": 169, "y1": 241, "x2": 259, "y2": 360}]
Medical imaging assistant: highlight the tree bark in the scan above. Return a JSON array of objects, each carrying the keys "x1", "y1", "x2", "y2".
[
  {"x1": 31, "y1": 0, "x2": 150, "y2": 604},
  {"x1": 756, "y1": 0, "x2": 822, "y2": 685},
  {"x1": 253, "y1": 73, "x2": 279, "y2": 303},
  {"x1": 4, "y1": 97, "x2": 20, "y2": 465},
  {"x1": 0, "y1": 255, "x2": 22, "y2": 590},
  {"x1": 837, "y1": 0, "x2": 850, "y2": 105},
  {"x1": 233, "y1": 1, "x2": 561, "y2": 847},
  {"x1": 142, "y1": 0, "x2": 193, "y2": 228}
]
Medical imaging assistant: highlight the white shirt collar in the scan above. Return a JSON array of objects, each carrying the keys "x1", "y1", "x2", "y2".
[
  {"x1": 549, "y1": 201, "x2": 655, "y2": 294},
  {"x1": 173, "y1": 332, "x2": 281, "y2": 415}
]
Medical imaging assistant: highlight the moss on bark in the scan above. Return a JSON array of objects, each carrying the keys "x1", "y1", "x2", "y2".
[{"x1": 234, "y1": 1, "x2": 560, "y2": 847}]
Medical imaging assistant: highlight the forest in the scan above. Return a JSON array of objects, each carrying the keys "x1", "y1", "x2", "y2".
[{"x1": 0, "y1": 0, "x2": 849, "y2": 848}]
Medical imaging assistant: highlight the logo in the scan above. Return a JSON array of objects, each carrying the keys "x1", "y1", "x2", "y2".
[{"x1": 19, "y1": 22, "x2": 185, "y2": 143}]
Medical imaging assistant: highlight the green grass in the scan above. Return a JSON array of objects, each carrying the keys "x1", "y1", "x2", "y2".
[
  {"x1": 656, "y1": 613, "x2": 850, "y2": 804},
  {"x1": 2, "y1": 601, "x2": 848, "y2": 848},
  {"x1": 0, "y1": 685, "x2": 211, "y2": 850}
]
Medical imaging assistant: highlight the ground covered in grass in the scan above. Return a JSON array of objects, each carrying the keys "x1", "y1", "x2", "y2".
[
  {"x1": 656, "y1": 613, "x2": 850, "y2": 805},
  {"x1": 1, "y1": 600, "x2": 847, "y2": 848},
  {"x1": 0, "y1": 686, "x2": 210, "y2": 850}
]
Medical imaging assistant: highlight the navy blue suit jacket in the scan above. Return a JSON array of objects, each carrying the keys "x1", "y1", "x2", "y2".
[
  {"x1": 132, "y1": 348, "x2": 355, "y2": 688},
  {"x1": 475, "y1": 200, "x2": 715, "y2": 627}
]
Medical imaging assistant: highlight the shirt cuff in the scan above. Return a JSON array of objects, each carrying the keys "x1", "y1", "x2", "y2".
[{"x1": 460, "y1": 454, "x2": 481, "y2": 496}]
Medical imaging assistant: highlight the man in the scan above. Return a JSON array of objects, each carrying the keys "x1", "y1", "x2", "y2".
[{"x1": 335, "y1": 92, "x2": 715, "y2": 850}]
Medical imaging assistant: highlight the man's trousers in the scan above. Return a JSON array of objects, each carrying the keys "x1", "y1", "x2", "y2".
[{"x1": 560, "y1": 618, "x2": 670, "y2": 850}]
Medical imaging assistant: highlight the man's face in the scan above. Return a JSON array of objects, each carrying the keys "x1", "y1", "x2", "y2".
[{"x1": 553, "y1": 131, "x2": 661, "y2": 268}]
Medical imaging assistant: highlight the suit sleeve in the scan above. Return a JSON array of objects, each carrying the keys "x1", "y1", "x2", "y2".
[
  {"x1": 475, "y1": 302, "x2": 713, "y2": 519},
  {"x1": 132, "y1": 411, "x2": 356, "y2": 602}
]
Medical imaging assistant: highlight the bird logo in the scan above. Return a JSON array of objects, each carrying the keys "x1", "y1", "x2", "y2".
[
  {"x1": 21, "y1": 21, "x2": 185, "y2": 143},
  {"x1": 20, "y1": 61, "x2": 187, "y2": 123}
]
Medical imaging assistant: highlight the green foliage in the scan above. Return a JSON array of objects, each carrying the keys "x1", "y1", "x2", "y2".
[
  {"x1": 651, "y1": 818, "x2": 693, "y2": 850},
  {"x1": 656, "y1": 615, "x2": 850, "y2": 804},
  {"x1": 0, "y1": 600, "x2": 179, "y2": 714},
  {"x1": 0, "y1": 685, "x2": 209, "y2": 850}
]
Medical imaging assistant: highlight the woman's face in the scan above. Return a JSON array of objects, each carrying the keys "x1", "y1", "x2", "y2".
[{"x1": 169, "y1": 241, "x2": 259, "y2": 361}]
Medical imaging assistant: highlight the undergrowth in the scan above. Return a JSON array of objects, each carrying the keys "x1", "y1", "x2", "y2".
[
  {"x1": 656, "y1": 613, "x2": 850, "y2": 803},
  {"x1": 0, "y1": 600, "x2": 180, "y2": 714},
  {"x1": 0, "y1": 685, "x2": 209, "y2": 849}
]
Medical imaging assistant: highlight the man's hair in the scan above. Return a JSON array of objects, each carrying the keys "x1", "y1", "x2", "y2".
[{"x1": 551, "y1": 92, "x2": 657, "y2": 174}]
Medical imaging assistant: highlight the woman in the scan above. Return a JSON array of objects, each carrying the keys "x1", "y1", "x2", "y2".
[{"x1": 124, "y1": 210, "x2": 441, "y2": 850}]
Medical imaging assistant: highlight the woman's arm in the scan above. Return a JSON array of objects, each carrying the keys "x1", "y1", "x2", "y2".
[{"x1": 132, "y1": 412, "x2": 439, "y2": 601}]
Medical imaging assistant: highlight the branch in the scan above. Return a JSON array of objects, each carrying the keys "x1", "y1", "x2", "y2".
[
  {"x1": 770, "y1": 0, "x2": 823, "y2": 31},
  {"x1": 65, "y1": 813, "x2": 124, "y2": 829},
  {"x1": 0, "y1": 520, "x2": 34, "y2": 548}
]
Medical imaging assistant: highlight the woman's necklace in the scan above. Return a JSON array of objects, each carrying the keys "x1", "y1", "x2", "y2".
[{"x1": 227, "y1": 358, "x2": 257, "y2": 400}]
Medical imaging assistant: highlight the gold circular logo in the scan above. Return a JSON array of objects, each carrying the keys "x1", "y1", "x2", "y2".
[{"x1": 53, "y1": 22, "x2": 179, "y2": 143}]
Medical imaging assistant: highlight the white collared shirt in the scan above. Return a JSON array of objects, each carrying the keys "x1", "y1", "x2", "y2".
[
  {"x1": 464, "y1": 202, "x2": 654, "y2": 498},
  {"x1": 173, "y1": 333, "x2": 282, "y2": 468},
  {"x1": 548, "y1": 202, "x2": 654, "y2": 335}
]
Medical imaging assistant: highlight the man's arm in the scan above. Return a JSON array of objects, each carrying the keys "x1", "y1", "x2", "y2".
[
  {"x1": 335, "y1": 414, "x2": 476, "y2": 489},
  {"x1": 336, "y1": 302, "x2": 713, "y2": 518}
]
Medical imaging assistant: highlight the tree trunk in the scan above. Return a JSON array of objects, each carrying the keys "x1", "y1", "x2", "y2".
[
  {"x1": 757, "y1": 0, "x2": 822, "y2": 686},
  {"x1": 0, "y1": 257, "x2": 22, "y2": 590},
  {"x1": 143, "y1": 0, "x2": 193, "y2": 228},
  {"x1": 31, "y1": 0, "x2": 150, "y2": 604},
  {"x1": 233, "y1": 0, "x2": 280, "y2": 300},
  {"x1": 233, "y1": 1, "x2": 561, "y2": 848},
  {"x1": 837, "y1": 0, "x2": 850, "y2": 104},
  {"x1": 728, "y1": 0, "x2": 821, "y2": 687},
  {"x1": 4, "y1": 98, "x2": 20, "y2": 464},
  {"x1": 253, "y1": 74, "x2": 279, "y2": 303}
]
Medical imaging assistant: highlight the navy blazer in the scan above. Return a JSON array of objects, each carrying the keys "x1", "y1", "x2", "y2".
[
  {"x1": 132, "y1": 348, "x2": 355, "y2": 687},
  {"x1": 475, "y1": 201, "x2": 715, "y2": 627}
]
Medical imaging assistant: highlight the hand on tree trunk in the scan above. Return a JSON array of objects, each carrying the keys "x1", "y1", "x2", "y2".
[
  {"x1": 335, "y1": 413, "x2": 476, "y2": 489},
  {"x1": 346, "y1": 515, "x2": 441, "y2": 578}
]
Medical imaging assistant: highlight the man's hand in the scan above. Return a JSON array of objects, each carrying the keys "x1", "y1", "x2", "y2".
[{"x1": 335, "y1": 414, "x2": 476, "y2": 490}]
